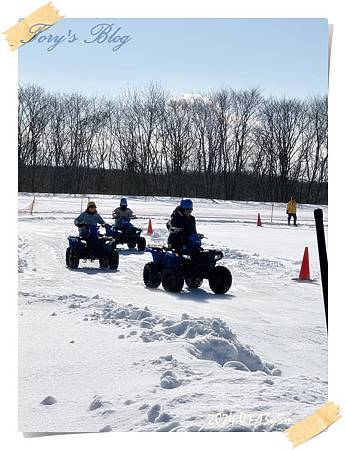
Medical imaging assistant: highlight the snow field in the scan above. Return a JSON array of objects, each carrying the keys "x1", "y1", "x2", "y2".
[{"x1": 18, "y1": 194, "x2": 328, "y2": 432}]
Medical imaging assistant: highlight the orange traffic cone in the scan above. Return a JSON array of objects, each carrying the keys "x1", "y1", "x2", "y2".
[
  {"x1": 257, "y1": 213, "x2": 262, "y2": 227},
  {"x1": 147, "y1": 218, "x2": 153, "y2": 236},
  {"x1": 299, "y1": 247, "x2": 311, "y2": 280}
]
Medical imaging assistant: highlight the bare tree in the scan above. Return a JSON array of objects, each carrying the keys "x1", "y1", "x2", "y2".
[{"x1": 18, "y1": 84, "x2": 328, "y2": 204}]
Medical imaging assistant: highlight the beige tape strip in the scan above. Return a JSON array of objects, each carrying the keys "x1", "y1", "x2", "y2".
[
  {"x1": 3, "y1": 1, "x2": 64, "y2": 51},
  {"x1": 285, "y1": 402, "x2": 341, "y2": 447}
]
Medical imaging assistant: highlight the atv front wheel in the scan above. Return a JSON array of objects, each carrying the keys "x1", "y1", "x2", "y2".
[
  {"x1": 143, "y1": 262, "x2": 161, "y2": 288},
  {"x1": 108, "y1": 251, "x2": 119, "y2": 270},
  {"x1": 127, "y1": 242, "x2": 136, "y2": 249},
  {"x1": 162, "y1": 267, "x2": 184, "y2": 293},
  {"x1": 185, "y1": 276, "x2": 203, "y2": 289},
  {"x1": 67, "y1": 248, "x2": 79, "y2": 269},
  {"x1": 137, "y1": 237, "x2": 146, "y2": 251},
  {"x1": 99, "y1": 256, "x2": 109, "y2": 268},
  {"x1": 208, "y1": 266, "x2": 232, "y2": 294}
]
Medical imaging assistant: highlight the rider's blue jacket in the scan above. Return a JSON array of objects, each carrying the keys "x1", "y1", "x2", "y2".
[{"x1": 74, "y1": 210, "x2": 106, "y2": 227}]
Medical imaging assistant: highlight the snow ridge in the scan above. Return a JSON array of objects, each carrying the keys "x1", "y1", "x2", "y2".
[{"x1": 88, "y1": 299, "x2": 277, "y2": 375}]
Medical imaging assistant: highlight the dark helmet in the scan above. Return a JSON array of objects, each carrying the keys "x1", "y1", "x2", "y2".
[
  {"x1": 180, "y1": 198, "x2": 193, "y2": 210},
  {"x1": 120, "y1": 197, "x2": 128, "y2": 207}
]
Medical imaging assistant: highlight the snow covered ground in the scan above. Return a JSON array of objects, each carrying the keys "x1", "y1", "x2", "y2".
[{"x1": 18, "y1": 193, "x2": 328, "y2": 433}]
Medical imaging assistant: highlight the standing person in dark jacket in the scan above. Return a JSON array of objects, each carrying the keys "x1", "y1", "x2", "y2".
[
  {"x1": 74, "y1": 200, "x2": 106, "y2": 238},
  {"x1": 166, "y1": 199, "x2": 197, "y2": 252}
]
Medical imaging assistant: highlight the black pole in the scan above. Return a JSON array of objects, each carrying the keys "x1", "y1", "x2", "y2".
[{"x1": 314, "y1": 208, "x2": 328, "y2": 330}]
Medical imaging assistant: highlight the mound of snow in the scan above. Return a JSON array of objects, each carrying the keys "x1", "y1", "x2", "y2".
[
  {"x1": 187, "y1": 337, "x2": 238, "y2": 365},
  {"x1": 223, "y1": 361, "x2": 250, "y2": 371},
  {"x1": 160, "y1": 370, "x2": 181, "y2": 389},
  {"x1": 87, "y1": 298, "x2": 277, "y2": 374},
  {"x1": 99, "y1": 425, "x2": 112, "y2": 432},
  {"x1": 155, "y1": 412, "x2": 173, "y2": 423},
  {"x1": 40, "y1": 395, "x2": 57, "y2": 405},
  {"x1": 89, "y1": 396, "x2": 104, "y2": 411},
  {"x1": 147, "y1": 404, "x2": 161, "y2": 423}
]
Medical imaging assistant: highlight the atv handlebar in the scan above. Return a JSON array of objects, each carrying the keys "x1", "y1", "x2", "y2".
[
  {"x1": 76, "y1": 223, "x2": 110, "y2": 228},
  {"x1": 170, "y1": 227, "x2": 182, "y2": 233},
  {"x1": 112, "y1": 216, "x2": 137, "y2": 221},
  {"x1": 169, "y1": 229, "x2": 205, "y2": 239}
]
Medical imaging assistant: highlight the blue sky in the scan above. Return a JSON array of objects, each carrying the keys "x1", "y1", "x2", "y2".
[{"x1": 19, "y1": 18, "x2": 328, "y2": 99}]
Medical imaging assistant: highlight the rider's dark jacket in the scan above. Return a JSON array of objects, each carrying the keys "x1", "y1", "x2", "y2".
[{"x1": 166, "y1": 207, "x2": 197, "y2": 236}]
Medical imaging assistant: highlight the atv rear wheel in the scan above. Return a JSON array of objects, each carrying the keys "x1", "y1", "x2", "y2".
[
  {"x1": 108, "y1": 251, "x2": 119, "y2": 270},
  {"x1": 137, "y1": 236, "x2": 146, "y2": 251},
  {"x1": 143, "y1": 262, "x2": 161, "y2": 288},
  {"x1": 99, "y1": 256, "x2": 108, "y2": 268},
  {"x1": 68, "y1": 248, "x2": 79, "y2": 269},
  {"x1": 66, "y1": 247, "x2": 71, "y2": 267},
  {"x1": 162, "y1": 267, "x2": 184, "y2": 293},
  {"x1": 127, "y1": 242, "x2": 136, "y2": 249},
  {"x1": 185, "y1": 276, "x2": 203, "y2": 289},
  {"x1": 208, "y1": 266, "x2": 232, "y2": 294}
]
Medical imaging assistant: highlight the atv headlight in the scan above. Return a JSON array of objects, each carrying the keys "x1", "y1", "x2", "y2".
[
  {"x1": 182, "y1": 255, "x2": 191, "y2": 260},
  {"x1": 214, "y1": 254, "x2": 222, "y2": 260}
]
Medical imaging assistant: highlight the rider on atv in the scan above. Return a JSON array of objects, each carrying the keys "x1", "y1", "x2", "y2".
[
  {"x1": 144, "y1": 198, "x2": 231, "y2": 294},
  {"x1": 166, "y1": 199, "x2": 201, "y2": 253},
  {"x1": 112, "y1": 197, "x2": 136, "y2": 228},
  {"x1": 74, "y1": 201, "x2": 107, "y2": 238}
]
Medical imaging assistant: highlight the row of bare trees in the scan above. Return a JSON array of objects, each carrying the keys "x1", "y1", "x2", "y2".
[{"x1": 18, "y1": 84, "x2": 328, "y2": 203}]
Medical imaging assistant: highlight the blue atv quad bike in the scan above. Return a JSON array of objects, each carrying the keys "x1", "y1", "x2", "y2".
[
  {"x1": 105, "y1": 218, "x2": 146, "y2": 251},
  {"x1": 143, "y1": 234, "x2": 232, "y2": 294},
  {"x1": 66, "y1": 224, "x2": 119, "y2": 270}
]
